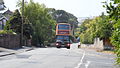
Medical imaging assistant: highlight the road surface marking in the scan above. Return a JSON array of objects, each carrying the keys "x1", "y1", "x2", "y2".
[
  {"x1": 85, "y1": 61, "x2": 91, "y2": 68},
  {"x1": 74, "y1": 51, "x2": 85, "y2": 68}
]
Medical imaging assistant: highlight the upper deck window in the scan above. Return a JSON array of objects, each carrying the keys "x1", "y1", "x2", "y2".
[{"x1": 58, "y1": 24, "x2": 70, "y2": 30}]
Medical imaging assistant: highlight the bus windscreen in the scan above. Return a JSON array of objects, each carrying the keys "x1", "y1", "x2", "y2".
[{"x1": 56, "y1": 36, "x2": 69, "y2": 41}]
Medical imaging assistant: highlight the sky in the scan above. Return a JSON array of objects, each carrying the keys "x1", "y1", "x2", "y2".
[{"x1": 3, "y1": 0, "x2": 108, "y2": 17}]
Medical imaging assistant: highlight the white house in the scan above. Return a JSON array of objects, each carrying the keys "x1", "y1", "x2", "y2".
[{"x1": 0, "y1": 9, "x2": 13, "y2": 30}]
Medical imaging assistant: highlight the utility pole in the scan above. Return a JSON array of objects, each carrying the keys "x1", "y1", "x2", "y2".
[{"x1": 20, "y1": 0, "x2": 24, "y2": 46}]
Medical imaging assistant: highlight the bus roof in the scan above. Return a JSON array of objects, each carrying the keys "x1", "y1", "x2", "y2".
[{"x1": 57, "y1": 23, "x2": 70, "y2": 25}]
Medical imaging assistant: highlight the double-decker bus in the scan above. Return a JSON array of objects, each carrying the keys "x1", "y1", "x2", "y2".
[{"x1": 55, "y1": 23, "x2": 72, "y2": 49}]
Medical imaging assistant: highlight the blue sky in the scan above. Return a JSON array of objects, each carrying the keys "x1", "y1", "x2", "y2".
[{"x1": 4, "y1": 0, "x2": 108, "y2": 17}]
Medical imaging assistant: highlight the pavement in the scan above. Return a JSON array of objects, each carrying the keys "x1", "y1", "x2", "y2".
[{"x1": 0, "y1": 46, "x2": 35, "y2": 57}]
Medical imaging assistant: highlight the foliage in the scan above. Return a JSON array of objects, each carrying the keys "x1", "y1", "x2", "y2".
[
  {"x1": 4, "y1": 9, "x2": 22, "y2": 35},
  {"x1": 74, "y1": 27, "x2": 81, "y2": 38},
  {"x1": 79, "y1": 18, "x2": 94, "y2": 44},
  {"x1": 23, "y1": 18, "x2": 33, "y2": 39},
  {"x1": 79, "y1": 18, "x2": 92, "y2": 33},
  {"x1": 48, "y1": 8, "x2": 79, "y2": 28},
  {"x1": 95, "y1": 14, "x2": 113, "y2": 39},
  {"x1": 0, "y1": 30, "x2": 8, "y2": 34},
  {"x1": 80, "y1": 31, "x2": 94, "y2": 44},
  {"x1": 8, "y1": 9, "x2": 22, "y2": 34},
  {"x1": 4, "y1": 9, "x2": 32, "y2": 39},
  {"x1": 78, "y1": 0, "x2": 120, "y2": 65},
  {"x1": 104, "y1": 0, "x2": 120, "y2": 65},
  {"x1": 79, "y1": 14, "x2": 112, "y2": 44},
  {"x1": 0, "y1": 30, "x2": 14, "y2": 34},
  {"x1": 111, "y1": 19, "x2": 120, "y2": 64},
  {"x1": 17, "y1": 0, "x2": 56, "y2": 45}
]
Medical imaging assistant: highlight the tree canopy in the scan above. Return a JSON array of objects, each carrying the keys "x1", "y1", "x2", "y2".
[
  {"x1": 79, "y1": 13, "x2": 113, "y2": 44},
  {"x1": 48, "y1": 8, "x2": 79, "y2": 28},
  {"x1": 5, "y1": 0, "x2": 56, "y2": 46},
  {"x1": 23, "y1": 0, "x2": 56, "y2": 45},
  {"x1": 103, "y1": 0, "x2": 120, "y2": 65}
]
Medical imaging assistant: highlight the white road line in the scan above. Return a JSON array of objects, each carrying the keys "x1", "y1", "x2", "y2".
[
  {"x1": 74, "y1": 51, "x2": 85, "y2": 68},
  {"x1": 85, "y1": 61, "x2": 91, "y2": 68}
]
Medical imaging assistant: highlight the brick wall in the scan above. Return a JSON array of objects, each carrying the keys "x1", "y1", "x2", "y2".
[{"x1": 0, "y1": 34, "x2": 21, "y2": 49}]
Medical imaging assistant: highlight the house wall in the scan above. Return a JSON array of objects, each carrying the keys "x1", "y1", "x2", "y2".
[{"x1": 0, "y1": 17, "x2": 7, "y2": 30}]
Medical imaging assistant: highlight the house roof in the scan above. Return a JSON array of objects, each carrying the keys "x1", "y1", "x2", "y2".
[{"x1": 3, "y1": 9, "x2": 13, "y2": 15}]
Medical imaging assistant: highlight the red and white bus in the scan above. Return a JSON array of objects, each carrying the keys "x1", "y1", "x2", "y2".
[{"x1": 55, "y1": 23, "x2": 72, "y2": 49}]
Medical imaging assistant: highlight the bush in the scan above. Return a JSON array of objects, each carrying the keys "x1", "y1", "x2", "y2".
[
  {"x1": 0, "y1": 30, "x2": 14, "y2": 34},
  {"x1": 0, "y1": 30, "x2": 7, "y2": 34},
  {"x1": 111, "y1": 19, "x2": 120, "y2": 65}
]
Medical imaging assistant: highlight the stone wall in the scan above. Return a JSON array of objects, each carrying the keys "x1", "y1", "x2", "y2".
[
  {"x1": 81, "y1": 38, "x2": 104, "y2": 50},
  {"x1": 0, "y1": 34, "x2": 21, "y2": 49},
  {"x1": 81, "y1": 38, "x2": 114, "y2": 50},
  {"x1": 94, "y1": 38, "x2": 104, "y2": 50}
]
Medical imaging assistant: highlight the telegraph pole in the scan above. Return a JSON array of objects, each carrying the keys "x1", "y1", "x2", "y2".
[{"x1": 20, "y1": 0, "x2": 24, "y2": 46}]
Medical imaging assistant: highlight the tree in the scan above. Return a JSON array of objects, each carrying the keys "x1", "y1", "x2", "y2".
[
  {"x1": 79, "y1": 18, "x2": 92, "y2": 33},
  {"x1": 48, "y1": 8, "x2": 79, "y2": 28},
  {"x1": 103, "y1": 0, "x2": 120, "y2": 65},
  {"x1": 4, "y1": 9, "x2": 32, "y2": 40},
  {"x1": 95, "y1": 13, "x2": 113, "y2": 39},
  {"x1": 17, "y1": 0, "x2": 56, "y2": 46},
  {"x1": 79, "y1": 13, "x2": 113, "y2": 44},
  {"x1": 6, "y1": 9, "x2": 22, "y2": 34},
  {"x1": 79, "y1": 18, "x2": 94, "y2": 44}
]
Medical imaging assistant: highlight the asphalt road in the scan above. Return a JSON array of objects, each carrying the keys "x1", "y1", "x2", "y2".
[{"x1": 0, "y1": 43, "x2": 117, "y2": 68}]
